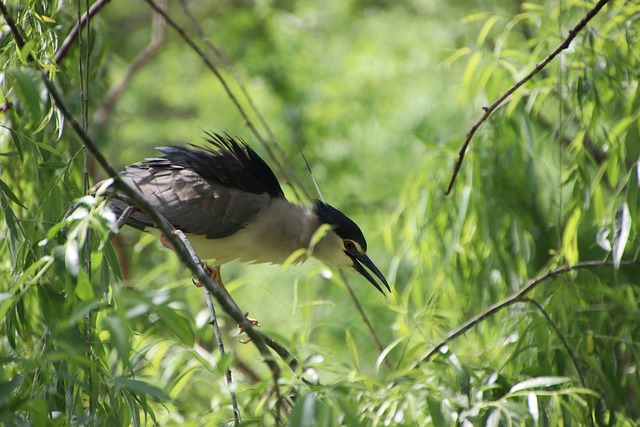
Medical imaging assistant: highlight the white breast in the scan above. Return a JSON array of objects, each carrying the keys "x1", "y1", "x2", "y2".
[{"x1": 149, "y1": 198, "x2": 320, "y2": 265}]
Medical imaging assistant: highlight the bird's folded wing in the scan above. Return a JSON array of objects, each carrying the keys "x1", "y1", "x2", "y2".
[{"x1": 108, "y1": 160, "x2": 270, "y2": 239}]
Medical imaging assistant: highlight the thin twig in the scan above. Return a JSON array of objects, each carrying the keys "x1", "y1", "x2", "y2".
[
  {"x1": 142, "y1": 0, "x2": 305, "y2": 203},
  {"x1": 54, "y1": 0, "x2": 111, "y2": 67},
  {"x1": 176, "y1": 0, "x2": 311, "y2": 203},
  {"x1": 258, "y1": 331, "x2": 301, "y2": 374},
  {"x1": 176, "y1": 0, "x2": 383, "y2": 381},
  {"x1": 415, "y1": 260, "x2": 639, "y2": 367},
  {"x1": 174, "y1": 231, "x2": 241, "y2": 425},
  {"x1": 339, "y1": 271, "x2": 392, "y2": 370},
  {"x1": 0, "y1": 0, "x2": 282, "y2": 389},
  {"x1": 106, "y1": 204, "x2": 136, "y2": 240},
  {"x1": 520, "y1": 297, "x2": 586, "y2": 388},
  {"x1": 93, "y1": 0, "x2": 167, "y2": 126},
  {"x1": 446, "y1": 0, "x2": 612, "y2": 195},
  {"x1": 521, "y1": 297, "x2": 595, "y2": 427},
  {"x1": 76, "y1": 0, "x2": 94, "y2": 416}
]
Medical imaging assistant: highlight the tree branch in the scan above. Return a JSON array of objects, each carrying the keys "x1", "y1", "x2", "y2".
[
  {"x1": 0, "y1": 0, "x2": 282, "y2": 388},
  {"x1": 415, "y1": 260, "x2": 639, "y2": 366},
  {"x1": 55, "y1": 0, "x2": 111, "y2": 66},
  {"x1": 176, "y1": 0, "x2": 312, "y2": 203},
  {"x1": 339, "y1": 271, "x2": 392, "y2": 371},
  {"x1": 143, "y1": 0, "x2": 308, "y2": 203},
  {"x1": 446, "y1": 0, "x2": 612, "y2": 195},
  {"x1": 174, "y1": 230, "x2": 241, "y2": 425}
]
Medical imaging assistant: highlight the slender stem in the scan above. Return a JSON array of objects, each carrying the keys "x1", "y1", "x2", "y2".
[
  {"x1": 75, "y1": 0, "x2": 94, "y2": 417},
  {"x1": 173, "y1": 231, "x2": 241, "y2": 425},
  {"x1": 339, "y1": 271, "x2": 391, "y2": 370},
  {"x1": 143, "y1": 0, "x2": 305, "y2": 203},
  {"x1": 0, "y1": 1, "x2": 282, "y2": 385},
  {"x1": 55, "y1": 0, "x2": 111, "y2": 66},
  {"x1": 445, "y1": 0, "x2": 612, "y2": 195},
  {"x1": 520, "y1": 297, "x2": 586, "y2": 388},
  {"x1": 176, "y1": 0, "x2": 311, "y2": 203},
  {"x1": 415, "y1": 260, "x2": 639, "y2": 367}
]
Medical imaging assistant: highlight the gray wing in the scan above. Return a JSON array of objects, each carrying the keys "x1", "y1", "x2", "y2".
[{"x1": 109, "y1": 159, "x2": 270, "y2": 239}]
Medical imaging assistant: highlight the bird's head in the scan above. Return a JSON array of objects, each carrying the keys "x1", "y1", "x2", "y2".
[{"x1": 312, "y1": 201, "x2": 390, "y2": 295}]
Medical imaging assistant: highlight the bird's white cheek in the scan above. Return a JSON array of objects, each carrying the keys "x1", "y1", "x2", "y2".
[{"x1": 337, "y1": 252, "x2": 355, "y2": 268}]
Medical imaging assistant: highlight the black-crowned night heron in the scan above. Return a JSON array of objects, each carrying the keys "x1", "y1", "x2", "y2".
[{"x1": 107, "y1": 133, "x2": 389, "y2": 322}]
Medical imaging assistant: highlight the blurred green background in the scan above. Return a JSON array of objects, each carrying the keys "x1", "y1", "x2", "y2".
[{"x1": 2, "y1": 0, "x2": 640, "y2": 425}]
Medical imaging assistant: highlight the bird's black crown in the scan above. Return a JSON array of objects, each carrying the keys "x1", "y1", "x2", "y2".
[{"x1": 313, "y1": 200, "x2": 367, "y2": 251}]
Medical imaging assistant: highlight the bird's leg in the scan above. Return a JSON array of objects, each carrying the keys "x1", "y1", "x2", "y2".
[
  {"x1": 159, "y1": 233, "x2": 259, "y2": 339},
  {"x1": 201, "y1": 264, "x2": 260, "y2": 343}
]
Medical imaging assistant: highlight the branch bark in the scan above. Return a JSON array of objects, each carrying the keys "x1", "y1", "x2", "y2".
[
  {"x1": 55, "y1": 0, "x2": 111, "y2": 67},
  {"x1": 0, "y1": 0, "x2": 282, "y2": 389},
  {"x1": 414, "y1": 260, "x2": 639, "y2": 367},
  {"x1": 446, "y1": 0, "x2": 612, "y2": 195}
]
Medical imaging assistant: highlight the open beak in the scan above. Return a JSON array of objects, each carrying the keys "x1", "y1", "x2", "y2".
[{"x1": 347, "y1": 252, "x2": 390, "y2": 295}]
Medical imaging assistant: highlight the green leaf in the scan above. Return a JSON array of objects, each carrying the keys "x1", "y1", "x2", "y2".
[
  {"x1": 154, "y1": 305, "x2": 195, "y2": 346},
  {"x1": 0, "y1": 179, "x2": 26, "y2": 208},
  {"x1": 461, "y1": 52, "x2": 482, "y2": 102},
  {"x1": 510, "y1": 376, "x2": 572, "y2": 393},
  {"x1": 32, "y1": 140, "x2": 62, "y2": 157},
  {"x1": 19, "y1": 39, "x2": 36, "y2": 63},
  {"x1": 8, "y1": 129, "x2": 24, "y2": 160},
  {"x1": 103, "y1": 314, "x2": 131, "y2": 368},
  {"x1": 477, "y1": 15, "x2": 499, "y2": 46},
  {"x1": 427, "y1": 396, "x2": 447, "y2": 427},
  {"x1": 75, "y1": 268, "x2": 95, "y2": 300},
  {"x1": 112, "y1": 377, "x2": 170, "y2": 402},
  {"x1": 562, "y1": 208, "x2": 581, "y2": 264},
  {"x1": 345, "y1": 328, "x2": 360, "y2": 371},
  {"x1": 12, "y1": 67, "x2": 44, "y2": 126}
]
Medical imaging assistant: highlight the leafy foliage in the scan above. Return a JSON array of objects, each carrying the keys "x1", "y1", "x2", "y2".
[{"x1": 1, "y1": 0, "x2": 639, "y2": 425}]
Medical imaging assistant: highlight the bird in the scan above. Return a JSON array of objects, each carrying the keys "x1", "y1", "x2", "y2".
[{"x1": 105, "y1": 132, "x2": 389, "y2": 325}]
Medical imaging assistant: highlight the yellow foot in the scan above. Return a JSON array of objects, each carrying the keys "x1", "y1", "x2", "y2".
[{"x1": 237, "y1": 312, "x2": 260, "y2": 344}]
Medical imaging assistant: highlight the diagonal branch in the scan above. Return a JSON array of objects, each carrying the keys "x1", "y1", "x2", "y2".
[
  {"x1": 445, "y1": 0, "x2": 612, "y2": 195},
  {"x1": 414, "y1": 260, "x2": 639, "y2": 367},
  {"x1": 55, "y1": 0, "x2": 111, "y2": 66},
  {"x1": 0, "y1": 0, "x2": 282, "y2": 388},
  {"x1": 339, "y1": 271, "x2": 392, "y2": 370},
  {"x1": 174, "y1": 230, "x2": 241, "y2": 425},
  {"x1": 520, "y1": 297, "x2": 586, "y2": 388},
  {"x1": 143, "y1": 0, "x2": 308, "y2": 203},
  {"x1": 176, "y1": 0, "x2": 312, "y2": 203}
]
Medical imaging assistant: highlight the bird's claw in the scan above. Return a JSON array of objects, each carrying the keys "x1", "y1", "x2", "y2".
[
  {"x1": 237, "y1": 312, "x2": 260, "y2": 344},
  {"x1": 193, "y1": 262, "x2": 221, "y2": 288}
]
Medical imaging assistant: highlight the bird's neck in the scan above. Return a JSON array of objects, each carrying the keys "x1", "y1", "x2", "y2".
[{"x1": 254, "y1": 199, "x2": 340, "y2": 265}]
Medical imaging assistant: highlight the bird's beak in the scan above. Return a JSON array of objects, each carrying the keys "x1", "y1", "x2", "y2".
[{"x1": 347, "y1": 252, "x2": 390, "y2": 295}]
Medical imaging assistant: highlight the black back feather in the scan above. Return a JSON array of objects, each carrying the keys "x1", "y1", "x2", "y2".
[
  {"x1": 313, "y1": 200, "x2": 367, "y2": 251},
  {"x1": 157, "y1": 132, "x2": 285, "y2": 198}
]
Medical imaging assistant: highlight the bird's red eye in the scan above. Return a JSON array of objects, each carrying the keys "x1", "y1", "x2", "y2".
[{"x1": 344, "y1": 240, "x2": 355, "y2": 250}]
